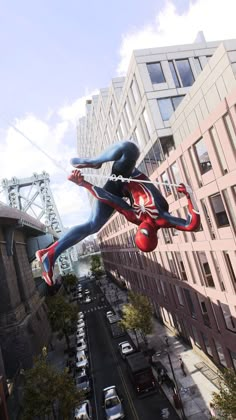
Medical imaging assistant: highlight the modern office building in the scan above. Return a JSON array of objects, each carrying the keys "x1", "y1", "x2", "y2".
[{"x1": 77, "y1": 37, "x2": 236, "y2": 371}]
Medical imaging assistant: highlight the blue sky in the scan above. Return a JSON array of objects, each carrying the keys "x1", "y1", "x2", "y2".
[{"x1": 0, "y1": 0, "x2": 235, "y2": 227}]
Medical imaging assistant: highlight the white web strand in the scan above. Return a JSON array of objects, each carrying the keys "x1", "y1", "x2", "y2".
[{"x1": 0, "y1": 115, "x2": 181, "y2": 189}]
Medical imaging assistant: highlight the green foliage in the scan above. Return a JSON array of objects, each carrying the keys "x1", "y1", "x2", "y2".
[
  {"x1": 22, "y1": 352, "x2": 83, "y2": 420},
  {"x1": 46, "y1": 295, "x2": 77, "y2": 349},
  {"x1": 63, "y1": 273, "x2": 77, "y2": 290},
  {"x1": 90, "y1": 255, "x2": 103, "y2": 276},
  {"x1": 212, "y1": 368, "x2": 236, "y2": 419},
  {"x1": 121, "y1": 291, "x2": 153, "y2": 345}
]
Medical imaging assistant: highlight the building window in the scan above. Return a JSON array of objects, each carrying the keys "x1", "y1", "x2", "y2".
[
  {"x1": 167, "y1": 252, "x2": 178, "y2": 277},
  {"x1": 124, "y1": 101, "x2": 133, "y2": 127},
  {"x1": 171, "y1": 162, "x2": 181, "y2": 185},
  {"x1": 224, "y1": 113, "x2": 236, "y2": 150},
  {"x1": 143, "y1": 108, "x2": 152, "y2": 137},
  {"x1": 184, "y1": 289, "x2": 197, "y2": 318},
  {"x1": 169, "y1": 59, "x2": 195, "y2": 87},
  {"x1": 158, "y1": 96, "x2": 184, "y2": 121},
  {"x1": 214, "y1": 339, "x2": 227, "y2": 367},
  {"x1": 202, "y1": 332, "x2": 213, "y2": 356},
  {"x1": 160, "y1": 135, "x2": 175, "y2": 158},
  {"x1": 220, "y1": 302, "x2": 236, "y2": 332},
  {"x1": 209, "y1": 194, "x2": 230, "y2": 227},
  {"x1": 198, "y1": 296, "x2": 211, "y2": 327},
  {"x1": 175, "y1": 285, "x2": 184, "y2": 306},
  {"x1": 169, "y1": 61, "x2": 180, "y2": 87},
  {"x1": 194, "y1": 138, "x2": 212, "y2": 174},
  {"x1": 130, "y1": 78, "x2": 140, "y2": 104},
  {"x1": 198, "y1": 252, "x2": 215, "y2": 288},
  {"x1": 194, "y1": 57, "x2": 202, "y2": 73},
  {"x1": 161, "y1": 171, "x2": 171, "y2": 196},
  {"x1": 163, "y1": 229, "x2": 172, "y2": 244},
  {"x1": 210, "y1": 126, "x2": 228, "y2": 173},
  {"x1": 224, "y1": 251, "x2": 236, "y2": 292},
  {"x1": 176, "y1": 59, "x2": 195, "y2": 87},
  {"x1": 176, "y1": 252, "x2": 187, "y2": 280},
  {"x1": 229, "y1": 350, "x2": 236, "y2": 370},
  {"x1": 147, "y1": 62, "x2": 165, "y2": 84},
  {"x1": 191, "y1": 325, "x2": 201, "y2": 347}
]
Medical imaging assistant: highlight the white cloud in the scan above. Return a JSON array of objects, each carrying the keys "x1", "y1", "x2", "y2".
[
  {"x1": 117, "y1": 0, "x2": 236, "y2": 75},
  {"x1": 0, "y1": 93, "x2": 96, "y2": 226},
  {"x1": 58, "y1": 90, "x2": 99, "y2": 126}
]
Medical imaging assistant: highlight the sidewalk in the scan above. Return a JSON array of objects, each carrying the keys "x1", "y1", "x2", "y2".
[{"x1": 100, "y1": 277, "x2": 218, "y2": 420}]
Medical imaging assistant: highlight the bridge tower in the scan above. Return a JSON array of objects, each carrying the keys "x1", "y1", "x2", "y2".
[{"x1": 1, "y1": 171, "x2": 73, "y2": 275}]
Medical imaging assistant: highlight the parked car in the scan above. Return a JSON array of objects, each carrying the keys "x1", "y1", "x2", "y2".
[
  {"x1": 77, "y1": 293, "x2": 83, "y2": 300},
  {"x1": 102, "y1": 386, "x2": 125, "y2": 419},
  {"x1": 108, "y1": 315, "x2": 121, "y2": 324},
  {"x1": 76, "y1": 330, "x2": 86, "y2": 340},
  {"x1": 84, "y1": 296, "x2": 92, "y2": 304},
  {"x1": 74, "y1": 400, "x2": 92, "y2": 419},
  {"x1": 76, "y1": 339, "x2": 87, "y2": 352},
  {"x1": 106, "y1": 311, "x2": 113, "y2": 319},
  {"x1": 77, "y1": 312, "x2": 84, "y2": 320},
  {"x1": 84, "y1": 289, "x2": 90, "y2": 295},
  {"x1": 77, "y1": 320, "x2": 85, "y2": 329},
  {"x1": 76, "y1": 350, "x2": 89, "y2": 370},
  {"x1": 118, "y1": 341, "x2": 134, "y2": 358},
  {"x1": 75, "y1": 369, "x2": 91, "y2": 395}
]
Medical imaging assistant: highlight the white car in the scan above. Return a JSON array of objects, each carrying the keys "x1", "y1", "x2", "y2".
[
  {"x1": 77, "y1": 312, "x2": 84, "y2": 319},
  {"x1": 76, "y1": 350, "x2": 89, "y2": 370},
  {"x1": 76, "y1": 339, "x2": 87, "y2": 352},
  {"x1": 84, "y1": 296, "x2": 92, "y2": 304},
  {"x1": 74, "y1": 400, "x2": 92, "y2": 419},
  {"x1": 76, "y1": 329, "x2": 86, "y2": 340},
  {"x1": 102, "y1": 386, "x2": 125, "y2": 419},
  {"x1": 77, "y1": 320, "x2": 85, "y2": 329},
  {"x1": 106, "y1": 311, "x2": 113, "y2": 319},
  {"x1": 118, "y1": 341, "x2": 134, "y2": 358},
  {"x1": 84, "y1": 289, "x2": 90, "y2": 295}
]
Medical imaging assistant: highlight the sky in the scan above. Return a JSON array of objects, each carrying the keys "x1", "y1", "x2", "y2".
[{"x1": 0, "y1": 0, "x2": 236, "y2": 228}]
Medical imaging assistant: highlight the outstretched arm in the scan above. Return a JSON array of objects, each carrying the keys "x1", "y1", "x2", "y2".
[
  {"x1": 156, "y1": 184, "x2": 200, "y2": 232},
  {"x1": 68, "y1": 170, "x2": 138, "y2": 224}
]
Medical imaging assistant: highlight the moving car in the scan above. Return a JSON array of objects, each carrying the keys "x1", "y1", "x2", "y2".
[
  {"x1": 75, "y1": 369, "x2": 91, "y2": 395},
  {"x1": 76, "y1": 339, "x2": 87, "y2": 352},
  {"x1": 125, "y1": 352, "x2": 157, "y2": 395},
  {"x1": 118, "y1": 341, "x2": 134, "y2": 358},
  {"x1": 102, "y1": 386, "x2": 125, "y2": 419},
  {"x1": 74, "y1": 400, "x2": 92, "y2": 419}
]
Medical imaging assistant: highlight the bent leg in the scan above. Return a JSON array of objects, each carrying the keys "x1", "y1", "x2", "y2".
[
  {"x1": 36, "y1": 200, "x2": 114, "y2": 285},
  {"x1": 71, "y1": 140, "x2": 140, "y2": 177}
]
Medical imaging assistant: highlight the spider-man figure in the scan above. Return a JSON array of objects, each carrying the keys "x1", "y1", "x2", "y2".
[{"x1": 36, "y1": 141, "x2": 200, "y2": 285}]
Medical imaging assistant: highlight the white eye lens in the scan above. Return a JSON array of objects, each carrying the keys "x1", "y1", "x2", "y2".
[{"x1": 140, "y1": 228, "x2": 149, "y2": 236}]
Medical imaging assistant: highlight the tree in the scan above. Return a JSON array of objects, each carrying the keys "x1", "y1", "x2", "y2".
[
  {"x1": 90, "y1": 255, "x2": 104, "y2": 276},
  {"x1": 46, "y1": 295, "x2": 77, "y2": 350},
  {"x1": 63, "y1": 273, "x2": 77, "y2": 293},
  {"x1": 22, "y1": 352, "x2": 83, "y2": 420},
  {"x1": 121, "y1": 292, "x2": 153, "y2": 347},
  {"x1": 211, "y1": 368, "x2": 236, "y2": 419}
]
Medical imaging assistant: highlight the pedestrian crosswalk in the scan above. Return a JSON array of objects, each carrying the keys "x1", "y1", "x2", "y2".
[{"x1": 83, "y1": 304, "x2": 108, "y2": 314}]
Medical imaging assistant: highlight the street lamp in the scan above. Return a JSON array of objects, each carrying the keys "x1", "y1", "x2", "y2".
[{"x1": 153, "y1": 350, "x2": 187, "y2": 420}]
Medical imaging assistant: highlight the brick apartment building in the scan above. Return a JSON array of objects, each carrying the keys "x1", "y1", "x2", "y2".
[{"x1": 77, "y1": 36, "x2": 236, "y2": 371}]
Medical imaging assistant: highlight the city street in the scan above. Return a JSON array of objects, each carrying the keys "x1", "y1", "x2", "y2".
[{"x1": 80, "y1": 279, "x2": 180, "y2": 420}]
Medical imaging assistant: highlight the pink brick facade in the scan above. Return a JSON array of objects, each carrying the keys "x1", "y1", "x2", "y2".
[{"x1": 99, "y1": 87, "x2": 236, "y2": 371}]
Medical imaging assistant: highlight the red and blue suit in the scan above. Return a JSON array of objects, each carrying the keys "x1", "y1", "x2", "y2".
[{"x1": 36, "y1": 141, "x2": 200, "y2": 285}]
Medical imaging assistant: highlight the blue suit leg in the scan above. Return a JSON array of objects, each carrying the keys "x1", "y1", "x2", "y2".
[
  {"x1": 53, "y1": 200, "x2": 114, "y2": 261},
  {"x1": 71, "y1": 140, "x2": 140, "y2": 177}
]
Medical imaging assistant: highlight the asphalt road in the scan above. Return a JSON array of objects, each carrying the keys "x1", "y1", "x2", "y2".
[{"x1": 80, "y1": 280, "x2": 180, "y2": 420}]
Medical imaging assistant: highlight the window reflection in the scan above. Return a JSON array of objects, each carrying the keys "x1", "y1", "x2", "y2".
[
  {"x1": 158, "y1": 96, "x2": 184, "y2": 121},
  {"x1": 209, "y1": 194, "x2": 229, "y2": 227},
  {"x1": 147, "y1": 62, "x2": 165, "y2": 84},
  {"x1": 176, "y1": 59, "x2": 195, "y2": 87},
  {"x1": 194, "y1": 138, "x2": 212, "y2": 174}
]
